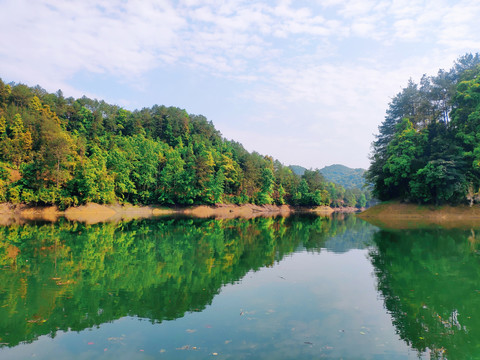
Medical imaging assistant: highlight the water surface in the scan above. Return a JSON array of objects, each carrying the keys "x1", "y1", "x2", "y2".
[{"x1": 0, "y1": 215, "x2": 479, "y2": 359}]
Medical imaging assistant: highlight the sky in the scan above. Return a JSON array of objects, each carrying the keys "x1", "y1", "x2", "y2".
[{"x1": 1, "y1": 0, "x2": 480, "y2": 170}]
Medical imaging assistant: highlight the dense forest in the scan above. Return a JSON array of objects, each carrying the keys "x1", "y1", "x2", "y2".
[
  {"x1": 0, "y1": 79, "x2": 370, "y2": 209},
  {"x1": 320, "y1": 164, "x2": 366, "y2": 189},
  {"x1": 366, "y1": 53, "x2": 480, "y2": 205}
]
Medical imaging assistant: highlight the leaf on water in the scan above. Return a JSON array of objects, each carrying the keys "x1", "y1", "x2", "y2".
[
  {"x1": 88, "y1": 342, "x2": 94, "y2": 345},
  {"x1": 304, "y1": 341, "x2": 313, "y2": 345},
  {"x1": 225, "y1": 340, "x2": 232, "y2": 344},
  {"x1": 177, "y1": 345, "x2": 188, "y2": 350},
  {"x1": 176, "y1": 345, "x2": 191, "y2": 350},
  {"x1": 212, "y1": 352, "x2": 218, "y2": 356},
  {"x1": 360, "y1": 332, "x2": 366, "y2": 335},
  {"x1": 107, "y1": 336, "x2": 125, "y2": 343},
  {"x1": 186, "y1": 329, "x2": 197, "y2": 333}
]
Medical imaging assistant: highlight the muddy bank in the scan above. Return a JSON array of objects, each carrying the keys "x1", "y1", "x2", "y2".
[
  {"x1": 0, "y1": 203, "x2": 176, "y2": 226},
  {"x1": 0, "y1": 203, "x2": 355, "y2": 226},
  {"x1": 358, "y1": 201, "x2": 480, "y2": 229},
  {"x1": 182, "y1": 204, "x2": 293, "y2": 219}
]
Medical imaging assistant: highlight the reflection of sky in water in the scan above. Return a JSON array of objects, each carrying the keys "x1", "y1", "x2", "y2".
[{"x1": 1, "y1": 248, "x2": 424, "y2": 359}]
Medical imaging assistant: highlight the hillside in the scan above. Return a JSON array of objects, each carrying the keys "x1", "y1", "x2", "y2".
[
  {"x1": 320, "y1": 164, "x2": 366, "y2": 189},
  {"x1": 289, "y1": 164, "x2": 366, "y2": 189},
  {"x1": 289, "y1": 165, "x2": 306, "y2": 176},
  {"x1": 0, "y1": 79, "x2": 370, "y2": 209}
]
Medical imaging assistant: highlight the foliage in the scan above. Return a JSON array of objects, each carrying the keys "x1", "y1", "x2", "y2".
[
  {"x1": 319, "y1": 164, "x2": 366, "y2": 189},
  {"x1": 0, "y1": 79, "x2": 368, "y2": 208},
  {"x1": 366, "y1": 53, "x2": 480, "y2": 204}
]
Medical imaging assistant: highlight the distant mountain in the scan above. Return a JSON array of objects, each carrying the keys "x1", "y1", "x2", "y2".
[
  {"x1": 289, "y1": 165, "x2": 307, "y2": 176},
  {"x1": 320, "y1": 164, "x2": 366, "y2": 189},
  {"x1": 289, "y1": 164, "x2": 366, "y2": 189}
]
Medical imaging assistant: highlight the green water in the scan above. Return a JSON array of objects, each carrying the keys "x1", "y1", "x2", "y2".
[{"x1": 0, "y1": 215, "x2": 479, "y2": 359}]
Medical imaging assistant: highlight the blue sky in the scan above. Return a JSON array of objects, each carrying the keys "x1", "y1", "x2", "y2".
[{"x1": 1, "y1": 0, "x2": 480, "y2": 169}]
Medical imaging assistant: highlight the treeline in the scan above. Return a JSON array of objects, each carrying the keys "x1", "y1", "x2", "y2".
[
  {"x1": 0, "y1": 79, "x2": 370, "y2": 208},
  {"x1": 366, "y1": 53, "x2": 480, "y2": 205}
]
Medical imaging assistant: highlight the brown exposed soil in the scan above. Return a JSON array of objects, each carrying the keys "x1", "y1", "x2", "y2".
[
  {"x1": 64, "y1": 203, "x2": 117, "y2": 224},
  {"x1": 0, "y1": 203, "x2": 62, "y2": 225},
  {"x1": 358, "y1": 201, "x2": 480, "y2": 229},
  {"x1": 183, "y1": 204, "x2": 295, "y2": 219},
  {"x1": 0, "y1": 202, "x2": 360, "y2": 226}
]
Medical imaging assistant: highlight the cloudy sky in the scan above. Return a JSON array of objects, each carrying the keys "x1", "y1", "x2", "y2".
[{"x1": 1, "y1": 0, "x2": 480, "y2": 169}]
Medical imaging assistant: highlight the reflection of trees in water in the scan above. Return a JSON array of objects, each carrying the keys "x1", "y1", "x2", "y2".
[
  {"x1": 0, "y1": 214, "x2": 372, "y2": 348},
  {"x1": 370, "y1": 228, "x2": 480, "y2": 359}
]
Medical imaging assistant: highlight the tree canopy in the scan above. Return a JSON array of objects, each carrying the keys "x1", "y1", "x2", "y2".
[
  {"x1": 366, "y1": 53, "x2": 480, "y2": 205},
  {"x1": 0, "y1": 78, "x2": 370, "y2": 208}
]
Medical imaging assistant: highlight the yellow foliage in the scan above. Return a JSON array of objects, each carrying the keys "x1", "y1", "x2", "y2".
[{"x1": 30, "y1": 96, "x2": 43, "y2": 111}]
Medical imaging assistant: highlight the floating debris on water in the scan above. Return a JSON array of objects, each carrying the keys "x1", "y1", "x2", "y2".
[{"x1": 176, "y1": 345, "x2": 198, "y2": 350}]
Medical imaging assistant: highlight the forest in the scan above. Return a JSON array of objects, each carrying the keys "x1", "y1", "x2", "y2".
[
  {"x1": 366, "y1": 53, "x2": 480, "y2": 205},
  {"x1": 0, "y1": 79, "x2": 370, "y2": 209}
]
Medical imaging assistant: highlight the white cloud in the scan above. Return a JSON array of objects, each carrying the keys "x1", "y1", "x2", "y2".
[
  {"x1": 0, "y1": 0, "x2": 185, "y2": 86},
  {"x1": 1, "y1": 0, "x2": 480, "y2": 168}
]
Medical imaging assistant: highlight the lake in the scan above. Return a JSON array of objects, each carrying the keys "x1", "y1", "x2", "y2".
[{"x1": 0, "y1": 214, "x2": 479, "y2": 359}]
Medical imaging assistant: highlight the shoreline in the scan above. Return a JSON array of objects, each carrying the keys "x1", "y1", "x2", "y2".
[
  {"x1": 0, "y1": 203, "x2": 360, "y2": 226},
  {"x1": 357, "y1": 201, "x2": 480, "y2": 229}
]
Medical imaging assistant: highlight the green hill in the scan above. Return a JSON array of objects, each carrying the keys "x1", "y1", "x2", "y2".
[
  {"x1": 320, "y1": 164, "x2": 366, "y2": 189},
  {"x1": 0, "y1": 78, "x2": 370, "y2": 208},
  {"x1": 289, "y1": 164, "x2": 366, "y2": 189},
  {"x1": 289, "y1": 165, "x2": 306, "y2": 176}
]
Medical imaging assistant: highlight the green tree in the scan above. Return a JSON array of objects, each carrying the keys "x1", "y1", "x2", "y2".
[
  {"x1": 158, "y1": 148, "x2": 185, "y2": 204},
  {"x1": 410, "y1": 159, "x2": 466, "y2": 204},
  {"x1": 257, "y1": 167, "x2": 275, "y2": 205},
  {"x1": 382, "y1": 118, "x2": 425, "y2": 200},
  {"x1": 276, "y1": 184, "x2": 286, "y2": 205},
  {"x1": 0, "y1": 116, "x2": 6, "y2": 137},
  {"x1": 70, "y1": 151, "x2": 115, "y2": 204},
  {"x1": 450, "y1": 66, "x2": 480, "y2": 191},
  {"x1": 8, "y1": 114, "x2": 33, "y2": 168},
  {"x1": 358, "y1": 193, "x2": 367, "y2": 208}
]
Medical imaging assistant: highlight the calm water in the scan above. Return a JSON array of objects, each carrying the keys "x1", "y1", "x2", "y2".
[{"x1": 0, "y1": 214, "x2": 479, "y2": 359}]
